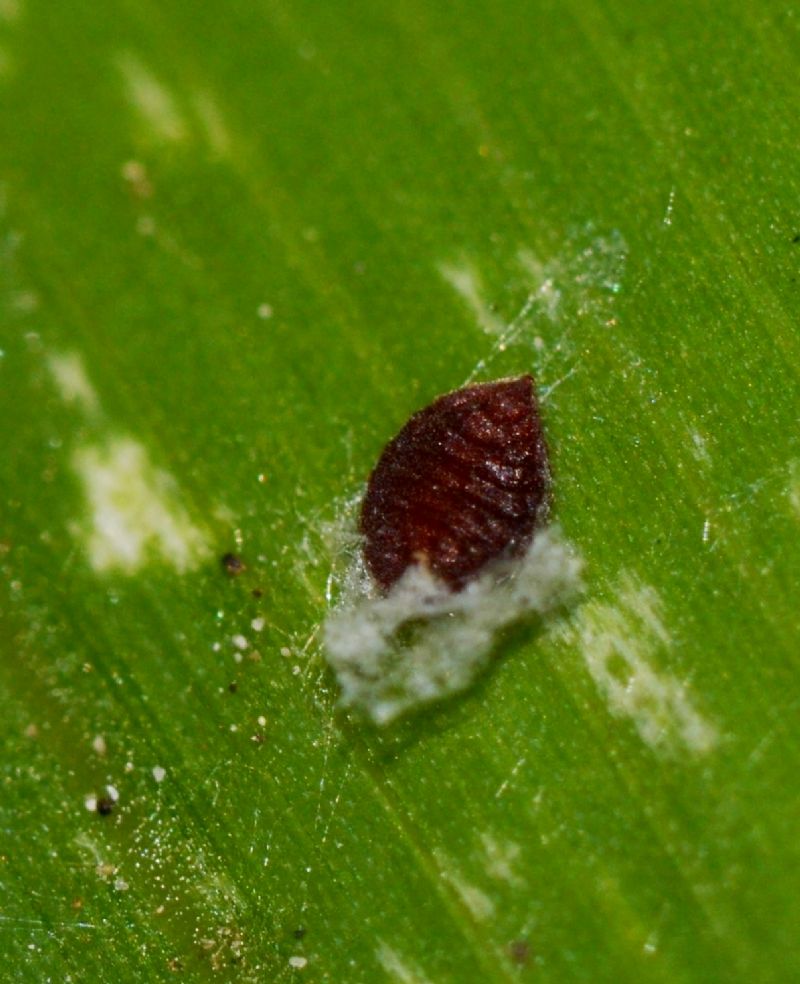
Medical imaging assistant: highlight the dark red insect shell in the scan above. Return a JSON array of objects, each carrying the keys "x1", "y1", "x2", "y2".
[{"x1": 360, "y1": 375, "x2": 550, "y2": 592}]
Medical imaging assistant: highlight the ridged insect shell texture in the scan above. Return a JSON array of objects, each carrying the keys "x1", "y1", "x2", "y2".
[{"x1": 360, "y1": 375, "x2": 551, "y2": 592}]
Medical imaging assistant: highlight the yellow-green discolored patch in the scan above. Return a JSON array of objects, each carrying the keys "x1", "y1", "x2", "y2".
[
  {"x1": 46, "y1": 351, "x2": 100, "y2": 415},
  {"x1": 71, "y1": 437, "x2": 210, "y2": 574},
  {"x1": 116, "y1": 51, "x2": 188, "y2": 144},
  {"x1": 554, "y1": 573, "x2": 718, "y2": 756}
]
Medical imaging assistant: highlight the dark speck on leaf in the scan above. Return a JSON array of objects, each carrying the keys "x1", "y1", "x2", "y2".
[
  {"x1": 509, "y1": 940, "x2": 531, "y2": 965},
  {"x1": 792, "y1": 233, "x2": 800, "y2": 244},
  {"x1": 293, "y1": 927, "x2": 306, "y2": 940},
  {"x1": 221, "y1": 552, "x2": 246, "y2": 576},
  {"x1": 228, "y1": 682, "x2": 238, "y2": 693},
  {"x1": 96, "y1": 797, "x2": 115, "y2": 816},
  {"x1": 361, "y1": 375, "x2": 550, "y2": 592}
]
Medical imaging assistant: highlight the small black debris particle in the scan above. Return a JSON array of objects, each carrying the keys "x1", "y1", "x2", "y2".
[
  {"x1": 293, "y1": 927, "x2": 306, "y2": 940},
  {"x1": 96, "y1": 797, "x2": 115, "y2": 816},
  {"x1": 792, "y1": 233, "x2": 800, "y2": 244},
  {"x1": 221, "y1": 552, "x2": 246, "y2": 576},
  {"x1": 228, "y1": 682, "x2": 238, "y2": 693},
  {"x1": 251, "y1": 587, "x2": 263, "y2": 599}
]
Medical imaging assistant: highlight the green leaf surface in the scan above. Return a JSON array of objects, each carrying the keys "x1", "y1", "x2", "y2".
[{"x1": 1, "y1": 1, "x2": 798, "y2": 981}]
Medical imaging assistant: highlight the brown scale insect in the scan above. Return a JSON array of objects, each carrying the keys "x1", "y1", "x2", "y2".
[{"x1": 360, "y1": 375, "x2": 550, "y2": 592}]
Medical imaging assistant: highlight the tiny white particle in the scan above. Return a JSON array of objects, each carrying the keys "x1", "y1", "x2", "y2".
[
  {"x1": 288, "y1": 956, "x2": 307, "y2": 970},
  {"x1": 257, "y1": 715, "x2": 267, "y2": 727},
  {"x1": 251, "y1": 617, "x2": 265, "y2": 632},
  {"x1": 257, "y1": 303, "x2": 274, "y2": 319},
  {"x1": 230, "y1": 724, "x2": 238, "y2": 732},
  {"x1": 84, "y1": 796, "x2": 98, "y2": 812},
  {"x1": 280, "y1": 647, "x2": 292, "y2": 658},
  {"x1": 233, "y1": 651, "x2": 243, "y2": 664},
  {"x1": 124, "y1": 761, "x2": 134, "y2": 773},
  {"x1": 232, "y1": 634, "x2": 248, "y2": 650},
  {"x1": 92, "y1": 734, "x2": 107, "y2": 756},
  {"x1": 106, "y1": 784, "x2": 120, "y2": 802},
  {"x1": 152, "y1": 766, "x2": 166, "y2": 783},
  {"x1": 663, "y1": 187, "x2": 676, "y2": 226},
  {"x1": 292, "y1": 665, "x2": 301, "y2": 676},
  {"x1": 212, "y1": 641, "x2": 221, "y2": 652},
  {"x1": 113, "y1": 878, "x2": 129, "y2": 892}
]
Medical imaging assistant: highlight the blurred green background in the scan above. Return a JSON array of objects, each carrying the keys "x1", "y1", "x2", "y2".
[{"x1": 1, "y1": 1, "x2": 798, "y2": 980}]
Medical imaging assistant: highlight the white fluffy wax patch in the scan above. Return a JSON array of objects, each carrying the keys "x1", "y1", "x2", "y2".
[{"x1": 323, "y1": 525, "x2": 582, "y2": 725}]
